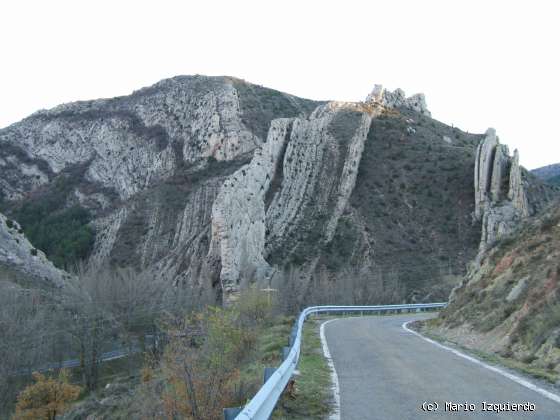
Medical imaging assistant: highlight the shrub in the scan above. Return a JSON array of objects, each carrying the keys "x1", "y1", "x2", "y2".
[
  {"x1": 13, "y1": 370, "x2": 81, "y2": 420},
  {"x1": 160, "y1": 306, "x2": 256, "y2": 419}
]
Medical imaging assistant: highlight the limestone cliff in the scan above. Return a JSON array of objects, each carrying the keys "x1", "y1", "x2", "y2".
[{"x1": 0, "y1": 76, "x2": 316, "y2": 202}]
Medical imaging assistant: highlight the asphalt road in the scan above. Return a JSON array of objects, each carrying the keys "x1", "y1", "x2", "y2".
[{"x1": 324, "y1": 314, "x2": 560, "y2": 420}]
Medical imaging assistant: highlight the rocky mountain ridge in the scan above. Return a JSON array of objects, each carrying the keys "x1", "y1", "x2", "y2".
[
  {"x1": 532, "y1": 163, "x2": 560, "y2": 180},
  {"x1": 532, "y1": 163, "x2": 560, "y2": 186},
  {"x1": 0, "y1": 76, "x2": 556, "y2": 304}
]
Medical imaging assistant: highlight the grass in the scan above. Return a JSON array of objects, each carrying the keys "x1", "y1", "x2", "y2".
[
  {"x1": 237, "y1": 317, "x2": 293, "y2": 404},
  {"x1": 273, "y1": 319, "x2": 333, "y2": 419}
]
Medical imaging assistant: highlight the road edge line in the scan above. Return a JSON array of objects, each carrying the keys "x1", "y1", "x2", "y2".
[
  {"x1": 320, "y1": 319, "x2": 342, "y2": 420},
  {"x1": 402, "y1": 320, "x2": 560, "y2": 405}
]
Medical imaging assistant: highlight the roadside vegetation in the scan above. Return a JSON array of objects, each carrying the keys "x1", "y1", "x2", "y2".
[
  {"x1": 3, "y1": 263, "x2": 412, "y2": 419},
  {"x1": 1, "y1": 267, "x2": 339, "y2": 420},
  {"x1": 273, "y1": 319, "x2": 333, "y2": 419}
]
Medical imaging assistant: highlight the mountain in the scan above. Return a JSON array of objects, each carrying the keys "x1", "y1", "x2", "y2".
[
  {"x1": 547, "y1": 175, "x2": 560, "y2": 187},
  {"x1": 423, "y1": 202, "x2": 560, "y2": 381},
  {"x1": 0, "y1": 76, "x2": 556, "y2": 304},
  {"x1": 532, "y1": 163, "x2": 560, "y2": 187}
]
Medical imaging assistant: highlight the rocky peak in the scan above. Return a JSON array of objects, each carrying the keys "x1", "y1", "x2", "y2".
[
  {"x1": 365, "y1": 84, "x2": 431, "y2": 117},
  {"x1": 474, "y1": 129, "x2": 533, "y2": 252}
]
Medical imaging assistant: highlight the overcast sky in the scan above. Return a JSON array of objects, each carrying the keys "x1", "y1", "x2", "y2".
[{"x1": 1, "y1": 0, "x2": 558, "y2": 169}]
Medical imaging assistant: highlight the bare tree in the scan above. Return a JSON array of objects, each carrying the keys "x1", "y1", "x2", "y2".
[{"x1": 0, "y1": 284, "x2": 61, "y2": 416}]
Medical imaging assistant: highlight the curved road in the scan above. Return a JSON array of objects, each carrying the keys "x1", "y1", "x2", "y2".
[{"x1": 323, "y1": 314, "x2": 560, "y2": 419}]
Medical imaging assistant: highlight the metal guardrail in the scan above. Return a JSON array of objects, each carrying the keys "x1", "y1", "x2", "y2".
[{"x1": 231, "y1": 302, "x2": 447, "y2": 420}]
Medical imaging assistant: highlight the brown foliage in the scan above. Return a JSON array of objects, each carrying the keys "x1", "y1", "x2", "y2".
[
  {"x1": 12, "y1": 370, "x2": 81, "y2": 420},
  {"x1": 135, "y1": 296, "x2": 264, "y2": 420},
  {"x1": 159, "y1": 308, "x2": 251, "y2": 419}
]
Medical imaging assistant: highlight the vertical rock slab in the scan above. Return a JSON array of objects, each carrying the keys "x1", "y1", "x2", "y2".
[
  {"x1": 265, "y1": 102, "x2": 374, "y2": 266},
  {"x1": 508, "y1": 150, "x2": 529, "y2": 217},
  {"x1": 208, "y1": 119, "x2": 293, "y2": 304},
  {"x1": 489, "y1": 144, "x2": 510, "y2": 202},
  {"x1": 474, "y1": 128, "x2": 499, "y2": 219},
  {"x1": 473, "y1": 129, "x2": 547, "y2": 253},
  {"x1": 209, "y1": 102, "x2": 374, "y2": 304}
]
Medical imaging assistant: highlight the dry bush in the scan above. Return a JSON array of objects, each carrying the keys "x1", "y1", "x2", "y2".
[
  {"x1": 134, "y1": 291, "x2": 272, "y2": 420},
  {"x1": 159, "y1": 307, "x2": 254, "y2": 419},
  {"x1": 12, "y1": 369, "x2": 81, "y2": 420}
]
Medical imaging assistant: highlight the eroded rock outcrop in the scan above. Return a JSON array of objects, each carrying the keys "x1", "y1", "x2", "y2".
[
  {"x1": 0, "y1": 76, "x2": 318, "y2": 295},
  {"x1": 207, "y1": 119, "x2": 292, "y2": 302},
  {"x1": 265, "y1": 102, "x2": 374, "y2": 255},
  {"x1": 473, "y1": 129, "x2": 555, "y2": 254},
  {"x1": 365, "y1": 84, "x2": 431, "y2": 117},
  {"x1": 0, "y1": 76, "x2": 316, "y2": 201},
  {"x1": 474, "y1": 129, "x2": 527, "y2": 251},
  {"x1": 208, "y1": 102, "x2": 375, "y2": 303}
]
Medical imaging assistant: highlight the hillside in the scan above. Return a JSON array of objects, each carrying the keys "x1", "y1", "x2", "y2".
[
  {"x1": 0, "y1": 76, "x2": 556, "y2": 305},
  {"x1": 532, "y1": 163, "x2": 560, "y2": 185},
  {"x1": 547, "y1": 175, "x2": 560, "y2": 186},
  {"x1": 420, "y1": 203, "x2": 560, "y2": 382}
]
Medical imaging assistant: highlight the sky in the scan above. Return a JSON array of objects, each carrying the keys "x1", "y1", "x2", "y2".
[{"x1": 1, "y1": 0, "x2": 558, "y2": 169}]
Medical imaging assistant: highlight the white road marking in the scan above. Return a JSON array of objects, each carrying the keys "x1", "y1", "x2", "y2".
[
  {"x1": 320, "y1": 319, "x2": 342, "y2": 420},
  {"x1": 402, "y1": 320, "x2": 560, "y2": 405}
]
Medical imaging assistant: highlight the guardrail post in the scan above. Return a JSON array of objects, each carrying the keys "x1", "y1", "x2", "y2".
[
  {"x1": 282, "y1": 346, "x2": 291, "y2": 360},
  {"x1": 223, "y1": 407, "x2": 242, "y2": 420},
  {"x1": 264, "y1": 367, "x2": 276, "y2": 384}
]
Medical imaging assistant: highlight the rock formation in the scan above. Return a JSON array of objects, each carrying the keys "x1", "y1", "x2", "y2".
[
  {"x1": 0, "y1": 75, "x2": 555, "y2": 303},
  {"x1": 0, "y1": 76, "x2": 317, "y2": 201},
  {"x1": 473, "y1": 128, "x2": 552, "y2": 252},
  {"x1": 365, "y1": 84, "x2": 431, "y2": 117},
  {"x1": 208, "y1": 119, "x2": 293, "y2": 302},
  {"x1": 207, "y1": 102, "x2": 375, "y2": 303}
]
